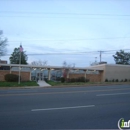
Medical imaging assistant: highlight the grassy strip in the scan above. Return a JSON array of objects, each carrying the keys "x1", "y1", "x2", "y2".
[
  {"x1": 0, "y1": 81, "x2": 39, "y2": 87},
  {"x1": 47, "y1": 81, "x2": 130, "y2": 86},
  {"x1": 47, "y1": 81, "x2": 102, "y2": 86}
]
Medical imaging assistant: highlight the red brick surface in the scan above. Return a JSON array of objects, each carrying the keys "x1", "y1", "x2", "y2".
[
  {"x1": 69, "y1": 73, "x2": 102, "y2": 82},
  {"x1": 0, "y1": 70, "x2": 30, "y2": 81}
]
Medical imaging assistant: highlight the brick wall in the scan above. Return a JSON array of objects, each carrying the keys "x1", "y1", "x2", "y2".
[
  {"x1": 0, "y1": 70, "x2": 30, "y2": 81},
  {"x1": 69, "y1": 73, "x2": 102, "y2": 82}
]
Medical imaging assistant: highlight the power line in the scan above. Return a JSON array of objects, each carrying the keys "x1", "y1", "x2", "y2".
[
  {"x1": 0, "y1": 11, "x2": 130, "y2": 17},
  {"x1": 0, "y1": 11, "x2": 130, "y2": 20},
  {"x1": 3, "y1": 49, "x2": 130, "y2": 56},
  {"x1": 0, "y1": 16, "x2": 130, "y2": 20},
  {"x1": 8, "y1": 37, "x2": 130, "y2": 42}
]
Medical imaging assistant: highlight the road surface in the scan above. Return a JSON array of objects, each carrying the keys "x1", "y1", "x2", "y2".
[{"x1": 0, "y1": 85, "x2": 130, "y2": 129}]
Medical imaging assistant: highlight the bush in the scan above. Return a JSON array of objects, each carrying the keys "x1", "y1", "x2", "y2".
[
  {"x1": 76, "y1": 77, "x2": 84, "y2": 82},
  {"x1": 86, "y1": 79, "x2": 90, "y2": 82},
  {"x1": 124, "y1": 79, "x2": 127, "y2": 82},
  {"x1": 66, "y1": 78, "x2": 70, "y2": 83},
  {"x1": 112, "y1": 79, "x2": 115, "y2": 82},
  {"x1": 61, "y1": 77, "x2": 65, "y2": 83},
  {"x1": 44, "y1": 78, "x2": 48, "y2": 82},
  {"x1": 56, "y1": 77, "x2": 61, "y2": 81},
  {"x1": 105, "y1": 79, "x2": 108, "y2": 82},
  {"x1": 80, "y1": 77, "x2": 85, "y2": 82},
  {"x1": 5, "y1": 74, "x2": 19, "y2": 82},
  {"x1": 66, "y1": 77, "x2": 89, "y2": 83},
  {"x1": 115, "y1": 79, "x2": 118, "y2": 82},
  {"x1": 71, "y1": 78, "x2": 76, "y2": 82},
  {"x1": 120, "y1": 79, "x2": 124, "y2": 82}
]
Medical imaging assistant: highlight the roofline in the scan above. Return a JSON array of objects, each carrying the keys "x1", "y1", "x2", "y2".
[
  {"x1": 0, "y1": 64, "x2": 104, "y2": 71},
  {"x1": 90, "y1": 64, "x2": 130, "y2": 68}
]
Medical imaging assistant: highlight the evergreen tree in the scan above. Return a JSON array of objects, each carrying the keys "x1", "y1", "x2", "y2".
[
  {"x1": 10, "y1": 46, "x2": 28, "y2": 64},
  {"x1": 0, "y1": 30, "x2": 8, "y2": 56},
  {"x1": 113, "y1": 50, "x2": 130, "y2": 65}
]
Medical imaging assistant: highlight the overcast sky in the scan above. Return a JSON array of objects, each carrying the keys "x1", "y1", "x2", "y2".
[{"x1": 0, "y1": 0, "x2": 130, "y2": 67}]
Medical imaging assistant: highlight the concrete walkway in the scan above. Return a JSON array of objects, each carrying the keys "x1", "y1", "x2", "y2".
[{"x1": 37, "y1": 80, "x2": 51, "y2": 87}]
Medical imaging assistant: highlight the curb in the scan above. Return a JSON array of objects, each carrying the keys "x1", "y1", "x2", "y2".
[
  {"x1": 0, "y1": 86, "x2": 40, "y2": 90},
  {"x1": 0, "y1": 83, "x2": 130, "y2": 89},
  {"x1": 42, "y1": 83, "x2": 130, "y2": 88}
]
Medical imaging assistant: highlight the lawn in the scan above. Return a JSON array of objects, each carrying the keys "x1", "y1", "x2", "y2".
[
  {"x1": 0, "y1": 81, "x2": 39, "y2": 87},
  {"x1": 47, "y1": 80, "x2": 101, "y2": 86},
  {"x1": 47, "y1": 80, "x2": 130, "y2": 86}
]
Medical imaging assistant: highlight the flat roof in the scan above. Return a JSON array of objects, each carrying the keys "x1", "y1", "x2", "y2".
[{"x1": 0, "y1": 64, "x2": 104, "y2": 71}]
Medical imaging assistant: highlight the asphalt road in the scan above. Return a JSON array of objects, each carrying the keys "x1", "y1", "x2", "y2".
[{"x1": 0, "y1": 85, "x2": 130, "y2": 129}]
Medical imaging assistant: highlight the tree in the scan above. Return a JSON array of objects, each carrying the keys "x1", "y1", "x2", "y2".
[
  {"x1": 113, "y1": 50, "x2": 130, "y2": 65},
  {"x1": 31, "y1": 60, "x2": 47, "y2": 66},
  {"x1": 62, "y1": 61, "x2": 75, "y2": 79},
  {"x1": 10, "y1": 46, "x2": 28, "y2": 64},
  {"x1": 0, "y1": 30, "x2": 8, "y2": 57},
  {"x1": 63, "y1": 61, "x2": 75, "y2": 69}
]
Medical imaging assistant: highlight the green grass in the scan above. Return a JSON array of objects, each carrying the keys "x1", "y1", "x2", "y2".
[
  {"x1": 47, "y1": 81, "x2": 101, "y2": 86},
  {"x1": 0, "y1": 81, "x2": 39, "y2": 87},
  {"x1": 47, "y1": 80, "x2": 130, "y2": 86}
]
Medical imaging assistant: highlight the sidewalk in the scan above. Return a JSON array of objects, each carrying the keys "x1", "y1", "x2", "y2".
[{"x1": 37, "y1": 80, "x2": 51, "y2": 87}]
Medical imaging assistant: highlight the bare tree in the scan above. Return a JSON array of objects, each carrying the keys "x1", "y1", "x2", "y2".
[
  {"x1": 31, "y1": 60, "x2": 47, "y2": 66},
  {"x1": 0, "y1": 30, "x2": 8, "y2": 57},
  {"x1": 62, "y1": 61, "x2": 75, "y2": 79},
  {"x1": 63, "y1": 61, "x2": 75, "y2": 69}
]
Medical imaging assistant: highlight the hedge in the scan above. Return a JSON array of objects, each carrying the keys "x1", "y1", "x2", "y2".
[{"x1": 4, "y1": 74, "x2": 19, "y2": 82}]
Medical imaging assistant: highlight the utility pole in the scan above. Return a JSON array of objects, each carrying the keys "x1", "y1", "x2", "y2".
[
  {"x1": 95, "y1": 57, "x2": 97, "y2": 63},
  {"x1": 18, "y1": 43, "x2": 23, "y2": 84},
  {"x1": 98, "y1": 51, "x2": 104, "y2": 62}
]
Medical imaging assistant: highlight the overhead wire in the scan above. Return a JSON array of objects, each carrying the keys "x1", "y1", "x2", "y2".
[
  {"x1": 0, "y1": 11, "x2": 130, "y2": 20},
  {"x1": 0, "y1": 11, "x2": 130, "y2": 16},
  {"x1": 3, "y1": 49, "x2": 130, "y2": 56},
  {"x1": 7, "y1": 37, "x2": 130, "y2": 42}
]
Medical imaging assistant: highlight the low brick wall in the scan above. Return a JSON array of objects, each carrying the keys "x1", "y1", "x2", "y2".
[
  {"x1": 0, "y1": 70, "x2": 30, "y2": 81},
  {"x1": 69, "y1": 73, "x2": 102, "y2": 82}
]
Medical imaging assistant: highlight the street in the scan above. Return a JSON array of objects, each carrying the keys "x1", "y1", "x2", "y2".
[{"x1": 0, "y1": 85, "x2": 130, "y2": 129}]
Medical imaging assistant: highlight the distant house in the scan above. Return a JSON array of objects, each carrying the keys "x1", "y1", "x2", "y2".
[{"x1": 0, "y1": 60, "x2": 10, "y2": 70}]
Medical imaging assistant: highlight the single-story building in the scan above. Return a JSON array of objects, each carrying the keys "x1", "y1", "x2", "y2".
[
  {"x1": 90, "y1": 64, "x2": 130, "y2": 82},
  {"x1": 0, "y1": 63, "x2": 130, "y2": 82}
]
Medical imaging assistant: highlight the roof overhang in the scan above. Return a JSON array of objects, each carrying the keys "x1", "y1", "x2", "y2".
[{"x1": 0, "y1": 64, "x2": 104, "y2": 71}]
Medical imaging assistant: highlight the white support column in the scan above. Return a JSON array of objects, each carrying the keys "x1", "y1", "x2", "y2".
[
  {"x1": 67, "y1": 69, "x2": 69, "y2": 79},
  {"x1": 55, "y1": 70, "x2": 57, "y2": 81},
  {"x1": 10, "y1": 66, "x2": 12, "y2": 74},
  {"x1": 48, "y1": 69, "x2": 51, "y2": 80},
  {"x1": 84, "y1": 70, "x2": 87, "y2": 82},
  {"x1": 30, "y1": 68, "x2": 32, "y2": 81},
  {"x1": 42, "y1": 70, "x2": 44, "y2": 81}
]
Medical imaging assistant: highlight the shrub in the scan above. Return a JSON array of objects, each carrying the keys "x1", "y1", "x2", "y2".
[
  {"x1": 81, "y1": 77, "x2": 85, "y2": 82},
  {"x1": 5, "y1": 74, "x2": 19, "y2": 82},
  {"x1": 112, "y1": 79, "x2": 115, "y2": 82},
  {"x1": 76, "y1": 78, "x2": 80, "y2": 82},
  {"x1": 105, "y1": 79, "x2": 108, "y2": 82},
  {"x1": 115, "y1": 79, "x2": 118, "y2": 82},
  {"x1": 55, "y1": 77, "x2": 61, "y2": 81},
  {"x1": 66, "y1": 78, "x2": 70, "y2": 83},
  {"x1": 71, "y1": 78, "x2": 76, "y2": 82},
  {"x1": 120, "y1": 79, "x2": 123, "y2": 82},
  {"x1": 77, "y1": 77, "x2": 85, "y2": 82},
  {"x1": 67, "y1": 77, "x2": 89, "y2": 83},
  {"x1": 86, "y1": 79, "x2": 90, "y2": 82},
  {"x1": 44, "y1": 78, "x2": 48, "y2": 82},
  {"x1": 124, "y1": 79, "x2": 127, "y2": 82},
  {"x1": 61, "y1": 77, "x2": 65, "y2": 83}
]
